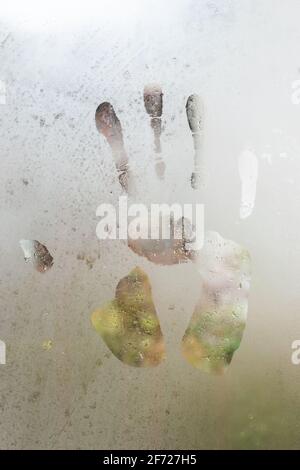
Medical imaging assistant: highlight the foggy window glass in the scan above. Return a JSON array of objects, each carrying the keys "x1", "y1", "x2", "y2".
[{"x1": 0, "y1": 0, "x2": 299, "y2": 453}]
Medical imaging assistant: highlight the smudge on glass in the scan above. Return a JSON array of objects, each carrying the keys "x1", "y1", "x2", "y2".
[
  {"x1": 91, "y1": 267, "x2": 165, "y2": 367},
  {"x1": 143, "y1": 84, "x2": 165, "y2": 178},
  {"x1": 186, "y1": 94, "x2": 204, "y2": 189},
  {"x1": 95, "y1": 102, "x2": 130, "y2": 192},
  {"x1": 42, "y1": 340, "x2": 53, "y2": 351},
  {"x1": 182, "y1": 231, "x2": 251, "y2": 374},
  {"x1": 19, "y1": 239, "x2": 54, "y2": 273},
  {"x1": 128, "y1": 216, "x2": 194, "y2": 265}
]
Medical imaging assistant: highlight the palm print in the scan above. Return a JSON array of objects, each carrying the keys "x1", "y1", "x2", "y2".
[{"x1": 92, "y1": 84, "x2": 251, "y2": 374}]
